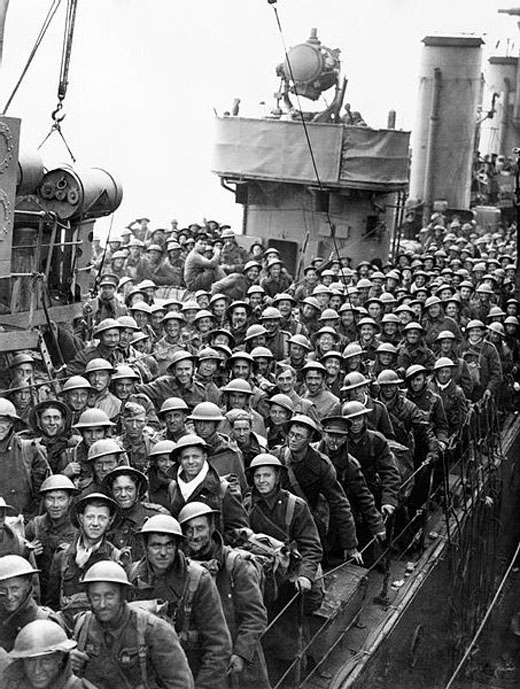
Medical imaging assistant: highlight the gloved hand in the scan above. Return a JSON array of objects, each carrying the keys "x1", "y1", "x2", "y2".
[
  {"x1": 381, "y1": 504, "x2": 395, "y2": 517},
  {"x1": 70, "y1": 649, "x2": 89, "y2": 673},
  {"x1": 295, "y1": 576, "x2": 312, "y2": 592},
  {"x1": 229, "y1": 654, "x2": 245, "y2": 675},
  {"x1": 345, "y1": 548, "x2": 364, "y2": 566}
]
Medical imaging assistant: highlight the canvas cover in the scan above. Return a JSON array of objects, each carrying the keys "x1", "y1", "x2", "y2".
[{"x1": 213, "y1": 116, "x2": 409, "y2": 190}]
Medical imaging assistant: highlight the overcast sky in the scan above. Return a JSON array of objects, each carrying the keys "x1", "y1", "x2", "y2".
[{"x1": 0, "y1": 0, "x2": 518, "y2": 236}]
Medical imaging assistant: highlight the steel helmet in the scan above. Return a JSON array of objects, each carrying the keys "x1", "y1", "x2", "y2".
[
  {"x1": 322, "y1": 415, "x2": 350, "y2": 434},
  {"x1": 487, "y1": 322, "x2": 505, "y2": 336},
  {"x1": 222, "y1": 379, "x2": 253, "y2": 395},
  {"x1": 161, "y1": 311, "x2": 186, "y2": 323},
  {"x1": 381, "y1": 313, "x2": 400, "y2": 325},
  {"x1": 61, "y1": 376, "x2": 93, "y2": 393},
  {"x1": 0, "y1": 498, "x2": 14, "y2": 511},
  {"x1": 246, "y1": 453, "x2": 286, "y2": 474},
  {"x1": 302, "y1": 361, "x2": 327, "y2": 375},
  {"x1": 486, "y1": 306, "x2": 506, "y2": 319},
  {"x1": 9, "y1": 620, "x2": 76, "y2": 659},
  {"x1": 247, "y1": 285, "x2": 265, "y2": 296},
  {"x1": 318, "y1": 308, "x2": 339, "y2": 322},
  {"x1": 148, "y1": 439, "x2": 176, "y2": 458},
  {"x1": 71, "y1": 493, "x2": 119, "y2": 528},
  {"x1": 380, "y1": 292, "x2": 397, "y2": 305},
  {"x1": 250, "y1": 346, "x2": 274, "y2": 360},
  {"x1": 288, "y1": 334, "x2": 312, "y2": 350},
  {"x1": 111, "y1": 364, "x2": 140, "y2": 382},
  {"x1": 137, "y1": 279, "x2": 157, "y2": 290},
  {"x1": 376, "y1": 369, "x2": 404, "y2": 385},
  {"x1": 197, "y1": 347, "x2": 221, "y2": 362},
  {"x1": 74, "y1": 408, "x2": 114, "y2": 429},
  {"x1": 117, "y1": 315, "x2": 139, "y2": 330},
  {"x1": 356, "y1": 278, "x2": 373, "y2": 289},
  {"x1": 424, "y1": 296, "x2": 442, "y2": 309},
  {"x1": 404, "y1": 364, "x2": 428, "y2": 381},
  {"x1": 505, "y1": 316, "x2": 520, "y2": 326},
  {"x1": 85, "y1": 358, "x2": 113, "y2": 375},
  {"x1": 158, "y1": 397, "x2": 189, "y2": 416},
  {"x1": 0, "y1": 398, "x2": 20, "y2": 420},
  {"x1": 244, "y1": 324, "x2": 268, "y2": 342},
  {"x1": 302, "y1": 296, "x2": 321, "y2": 311},
  {"x1": 9, "y1": 352, "x2": 34, "y2": 368},
  {"x1": 103, "y1": 466, "x2": 148, "y2": 499},
  {"x1": 243, "y1": 260, "x2": 262, "y2": 274},
  {"x1": 341, "y1": 371, "x2": 371, "y2": 391},
  {"x1": 81, "y1": 560, "x2": 132, "y2": 587},
  {"x1": 39, "y1": 474, "x2": 78, "y2": 494},
  {"x1": 87, "y1": 438, "x2": 125, "y2": 462},
  {"x1": 226, "y1": 351, "x2": 255, "y2": 368},
  {"x1": 140, "y1": 514, "x2": 185, "y2": 538},
  {"x1": 266, "y1": 393, "x2": 295, "y2": 414},
  {"x1": 287, "y1": 414, "x2": 321, "y2": 439},
  {"x1": 178, "y1": 501, "x2": 219, "y2": 526},
  {"x1": 434, "y1": 357, "x2": 457, "y2": 371},
  {"x1": 167, "y1": 351, "x2": 196, "y2": 370},
  {"x1": 476, "y1": 283, "x2": 494, "y2": 294},
  {"x1": 436, "y1": 330, "x2": 456, "y2": 341},
  {"x1": 466, "y1": 319, "x2": 485, "y2": 331},
  {"x1": 315, "y1": 326, "x2": 339, "y2": 340},
  {"x1": 93, "y1": 318, "x2": 122, "y2": 337},
  {"x1": 189, "y1": 402, "x2": 225, "y2": 422},
  {"x1": 403, "y1": 321, "x2": 425, "y2": 333},
  {"x1": 172, "y1": 434, "x2": 208, "y2": 457},
  {"x1": 130, "y1": 300, "x2": 152, "y2": 315},
  {"x1": 273, "y1": 292, "x2": 296, "y2": 305},
  {"x1": 260, "y1": 306, "x2": 282, "y2": 321},
  {"x1": 192, "y1": 309, "x2": 215, "y2": 323},
  {"x1": 0, "y1": 554, "x2": 39, "y2": 582},
  {"x1": 342, "y1": 343, "x2": 364, "y2": 359},
  {"x1": 341, "y1": 401, "x2": 371, "y2": 420},
  {"x1": 356, "y1": 317, "x2": 378, "y2": 329},
  {"x1": 376, "y1": 342, "x2": 399, "y2": 355}
]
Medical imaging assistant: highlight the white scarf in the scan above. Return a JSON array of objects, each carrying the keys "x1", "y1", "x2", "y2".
[
  {"x1": 178, "y1": 461, "x2": 210, "y2": 501},
  {"x1": 75, "y1": 536, "x2": 102, "y2": 568}
]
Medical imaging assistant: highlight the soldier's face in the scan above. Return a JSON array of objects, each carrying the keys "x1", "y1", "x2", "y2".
[
  {"x1": 44, "y1": 490, "x2": 72, "y2": 521},
  {"x1": 164, "y1": 410, "x2": 187, "y2": 434},
  {"x1": 100, "y1": 329, "x2": 120, "y2": 348},
  {"x1": 305, "y1": 372, "x2": 323, "y2": 395},
  {"x1": 146, "y1": 534, "x2": 178, "y2": 572},
  {"x1": 198, "y1": 359, "x2": 218, "y2": 377},
  {"x1": 78, "y1": 505, "x2": 112, "y2": 542},
  {"x1": 232, "y1": 362, "x2": 250, "y2": 379},
  {"x1": 253, "y1": 467, "x2": 279, "y2": 495},
  {"x1": 269, "y1": 404, "x2": 290, "y2": 426},
  {"x1": 0, "y1": 575, "x2": 32, "y2": 614},
  {"x1": 409, "y1": 373, "x2": 426, "y2": 393},
  {"x1": 39, "y1": 408, "x2": 64, "y2": 437},
  {"x1": 66, "y1": 389, "x2": 89, "y2": 411},
  {"x1": 23, "y1": 652, "x2": 64, "y2": 689},
  {"x1": 88, "y1": 582, "x2": 124, "y2": 624},
  {"x1": 111, "y1": 475, "x2": 138, "y2": 510},
  {"x1": 179, "y1": 447, "x2": 206, "y2": 481},
  {"x1": 114, "y1": 379, "x2": 134, "y2": 400},
  {"x1": 231, "y1": 420, "x2": 251, "y2": 446},
  {"x1": 156, "y1": 455, "x2": 175, "y2": 477},
  {"x1": 347, "y1": 386, "x2": 366, "y2": 403},
  {"x1": 288, "y1": 424, "x2": 311, "y2": 453},
  {"x1": 436, "y1": 367, "x2": 452, "y2": 385},
  {"x1": 0, "y1": 416, "x2": 14, "y2": 441},
  {"x1": 231, "y1": 308, "x2": 248, "y2": 328},
  {"x1": 276, "y1": 371, "x2": 295, "y2": 393},
  {"x1": 174, "y1": 362, "x2": 193, "y2": 385},
  {"x1": 93, "y1": 456, "x2": 118, "y2": 482},
  {"x1": 119, "y1": 329, "x2": 134, "y2": 348},
  {"x1": 193, "y1": 420, "x2": 218, "y2": 440},
  {"x1": 323, "y1": 430, "x2": 348, "y2": 452},
  {"x1": 82, "y1": 427, "x2": 106, "y2": 447},
  {"x1": 228, "y1": 392, "x2": 248, "y2": 409},
  {"x1": 183, "y1": 516, "x2": 212, "y2": 555},
  {"x1": 88, "y1": 371, "x2": 111, "y2": 393},
  {"x1": 277, "y1": 300, "x2": 292, "y2": 317},
  {"x1": 13, "y1": 363, "x2": 33, "y2": 381}
]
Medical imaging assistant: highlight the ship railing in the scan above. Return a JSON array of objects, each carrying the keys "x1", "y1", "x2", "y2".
[{"x1": 265, "y1": 395, "x2": 505, "y2": 689}]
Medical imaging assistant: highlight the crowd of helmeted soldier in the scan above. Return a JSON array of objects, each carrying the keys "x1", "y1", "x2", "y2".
[{"x1": 0, "y1": 213, "x2": 517, "y2": 689}]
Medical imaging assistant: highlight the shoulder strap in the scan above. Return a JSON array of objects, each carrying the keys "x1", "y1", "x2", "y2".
[
  {"x1": 74, "y1": 611, "x2": 92, "y2": 653},
  {"x1": 180, "y1": 563, "x2": 204, "y2": 642},
  {"x1": 224, "y1": 549, "x2": 241, "y2": 590},
  {"x1": 135, "y1": 608, "x2": 149, "y2": 689},
  {"x1": 18, "y1": 438, "x2": 34, "y2": 491},
  {"x1": 285, "y1": 493, "x2": 297, "y2": 533}
]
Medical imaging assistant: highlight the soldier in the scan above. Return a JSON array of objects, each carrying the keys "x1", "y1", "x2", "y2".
[
  {"x1": 102, "y1": 467, "x2": 167, "y2": 560},
  {"x1": 429, "y1": 358, "x2": 469, "y2": 437},
  {"x1": 0, "y1": 555, "x2": 57, "y2": 652},
  {"x1": 136, "y1": 351, "x2": 206, "y2": 411},
  {"x1": 0, "y1": 399, "x2": 49, "y2": 521},
  {"x1": 3, "y1": 619, "x2": 97, "y2": 689},
  {"x1": 110, "y1": 365, "x2": 160, "y2": 431},
  {"x1": 28, "y1": 400, "x2": 79, "y2": 475},
  {"x1": 77, "y1": 439, "x2": 128, "y2": 499},
  {"x1": 46, "y1": 493, "x2": 121, "y2": 629},
  {"x1": 301, "y1": 361, "x2": 341, "y2": 419},
  {"x1": 158, "y1": 397, "x2": 190, "y2": 442},
  {"x1": 119, "y1": 403, "x2": 156, "y2": 473},
  {"x1": 128, "y1": 514, "x2": 231, "y2": 689},
  {"x1": 147, "y1": 440, "x2": 177, "y2": 509},
  {"x1": 167, "y1": 435, "x2": 250, "y2": 546},
  {"x1": 67, "y1": 319, "x2": 125, "y2": 377},
  {"x1": 341, "y1": 402, "x2": 401, "y2": 517},
  {"x1": 60, "y1": 376, "x2": 94, "y2": 426},
  {"x1": 85, "y1": 359, "x2": 121, "y2": 421},
  {"x1": 179, "y1": 502, "x2": 271, "y2": 689},
  {"x1": 220, "y1": 228, "x2": 249, "y2": 274},
  {"x1": 273, "y1": 415, "x2": 361, "y2": 563},
  {"x1": 82, "y1": 273, "x2": 127, "y2": 329},
  {"x1": 341, "y1": 371, "x2": 395, "y2": 439},
  {"x1": 189, "y1": 402, "x2": 248, "y2": 497},
  {"x1": 71, "y1": 560, "x2": 194, "y2": 689},
  {"x1": 461, "y1": 319, "x2": 503, "y2": 402},
  {"x1": 25, "y1": 475, "x2": 78, "y2": 600},
  {"x1": 246, "y1": 454, "x2": 323, "y2": 686},
  {"x1": 66, "y1": 411, "x2": 117, "y2": 492},
  {"x1": 397, "y1": 322, "x2": 436, "y2": 373},
  {"x1": 259, "y1": 306, "x2": 291, "y2": 360}
]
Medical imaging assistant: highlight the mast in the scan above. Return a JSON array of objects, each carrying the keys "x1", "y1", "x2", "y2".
[{"x1": 0, "y1": 0, "x2": 9, "y2": 70}]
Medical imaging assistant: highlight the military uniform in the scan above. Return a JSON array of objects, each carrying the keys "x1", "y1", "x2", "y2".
[
  {"x1": 0, "y1": 433, "x2": 49, "y2": 520},
  {"x1": 107, "y1": 501, "x2": 165, "y2": 561},
  {"x1": 75, "y1": 601, "x2": 194, "y2": 689},
  {"x1": 0, "y1": 594, "x2": 59, "y2": 652},
  {"x1": 128, "y1": 551, "x2": 230, "y2": 689}
]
